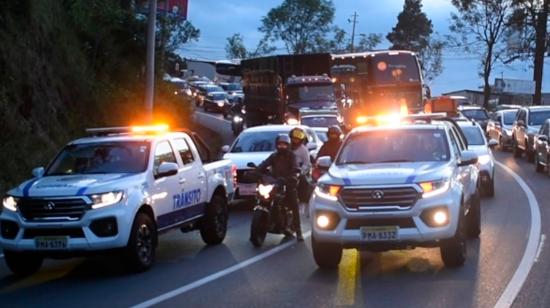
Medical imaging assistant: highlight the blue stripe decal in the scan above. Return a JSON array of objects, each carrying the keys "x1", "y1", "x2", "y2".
[
  {"x1": 343, "y1": 178, "x2": 352, "y2": 185},
  {"x1": 157, "y1": 203, "x2": 207, "y2": 229},
  {"x1": 405, "y1": 174, "x2": 416, "y2": 184},
  {"x1": 23, "y1": 178, "x2": 38, "y2": 197}
]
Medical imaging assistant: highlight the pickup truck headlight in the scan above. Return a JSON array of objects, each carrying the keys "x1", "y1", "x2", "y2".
[
  {"x1": 419, "y1": 180, "x2": 450, "y2": 198},
  {"x1": 258, "y1": 184, "x2": 274, "y2": 199},
  {"x1": 2, "y1": 196, "x2": 18, "y2": 212},
  {"x1": 315, "y1": 184, "x2": 341, "y2": 201},
  {"x1": 90, "y1": 191, "x2": 124, "y2": 209}
]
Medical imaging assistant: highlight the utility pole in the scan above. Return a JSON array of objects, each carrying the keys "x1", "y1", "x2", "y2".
[
  {"x1": 348, "y1": 12, "x2": 358, "y2": 53},
  {"x1": 145, "y1": 0, "x2": 157, "y2": 121},
  {"x1": 533, "y1": 0, "x2": 549, "y2": 105}
]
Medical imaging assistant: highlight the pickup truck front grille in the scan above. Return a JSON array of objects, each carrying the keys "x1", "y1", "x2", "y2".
[
  {"x1": 340, "y1": 187, "x2": 420, "y2": 211},
  {"x1": 19, "y1": 197, "x2": 89, "y2": 221}
]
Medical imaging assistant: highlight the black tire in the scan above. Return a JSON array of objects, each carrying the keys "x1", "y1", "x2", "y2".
[
  {"x1": 535, "y1": 154, "x2": 544, "y2": 173},
  {"x1": 312, "y1": 235, "x2": 342, "y2": 269},
  {"x1": 513, "y1": 138, "x2": 522, "y2": 158},
  {"x1": 250, "y1": 209, "x2": 268, "y2": 247},
  {"x1": 440, "y1": 212, "x2": 467, "y2": 267},
  {"x1": 484, "y1": 178, "x2": 495, "y2": 198},
  {"x1": 4, "y1": 250, "x2": 43, "y2": 277},
  {"x1": 200, "y1": 194, "x2": 228, "y2": 245},
  {"x1": 126, "y1": 212, "x2": 157, "y2": 272},
  {"x1": 467, "y1": 192, "x2": 481, "y2": 238}
]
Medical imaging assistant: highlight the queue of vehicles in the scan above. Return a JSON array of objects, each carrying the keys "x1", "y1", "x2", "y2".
[{"x1": 4, "y1": 49, "x2": 550, "y2": 278}]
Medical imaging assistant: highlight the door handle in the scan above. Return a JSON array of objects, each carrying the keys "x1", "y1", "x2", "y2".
[{"x1": 179, "y1": 178, "x2": 186, "y2": 184}]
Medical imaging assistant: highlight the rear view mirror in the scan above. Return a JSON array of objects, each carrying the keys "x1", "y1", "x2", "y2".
[
  {"x1": 316, "y1": 156, "x2": 332, "y2": 169},
  {"x1": 32, "y1": 167, "x2": 45, "y2": 178},
  {"x1": 458, "y1": 151, "x2": 478, "y2": 167},
  {"x1": 221, "y1": 145, "x2": 230, "y2": 153},
  {"x1": 156, "y1": 162, "x2": 178, "y2": 179}
]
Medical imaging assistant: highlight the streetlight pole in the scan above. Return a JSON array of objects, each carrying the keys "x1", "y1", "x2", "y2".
[{"x1": 145, "y1": 0, "x2": 157, "y2": 121}]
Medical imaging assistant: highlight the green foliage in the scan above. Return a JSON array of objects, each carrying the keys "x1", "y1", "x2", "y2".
[
  {"x1": 225, "y1": 33, "x2": 250, "y2": 59},
  {"x1": 387, "y1": 0, "x2": 443, "y2": 83},
  {"x1": 0, "y1": 1, "x2": 197, "y2": 193},
  {"x1": 259, "y1": 0, "x2": 336, "y2": 54}
]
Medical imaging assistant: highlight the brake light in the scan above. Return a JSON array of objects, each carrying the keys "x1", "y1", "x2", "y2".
[{"x1": 231, "y1": 164, "x2": 238, "y2": 187}]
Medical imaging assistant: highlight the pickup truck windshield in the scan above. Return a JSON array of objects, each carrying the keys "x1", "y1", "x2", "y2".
[
  {"x1": 503, "y1": 110, "x2": 517, "y2": 125},
  {"x1": 230, "y1": 131, "x2": 283, "y2": 152},
  {"x1": 461, "y1": 109, "x2": 489, "y2": 121},
  {"x1": 337, "y1": 129, "x2": 450, "y2": 164},
  {"x1": 46, "y1": 142, "x2": 150, "y2": 175}
]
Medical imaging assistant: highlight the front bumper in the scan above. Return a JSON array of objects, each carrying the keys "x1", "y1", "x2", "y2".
[
  {"x1": 309, "y1": 188, "x2": 461, "y2": 249},
  {"x1": 0, "y1": 203, "x2": 133, "y2": 253}
]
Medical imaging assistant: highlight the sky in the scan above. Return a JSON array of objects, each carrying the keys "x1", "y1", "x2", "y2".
[{"x1": 179, "y1": 0, "x2": 550, "y2": 96}]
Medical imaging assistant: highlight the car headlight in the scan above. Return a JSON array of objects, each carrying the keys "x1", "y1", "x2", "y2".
[
  {"x1": 315, "y1": 184, "x2": 341, "y2": 201},
  {"x1": 258, "y1": 184, "x2": 274, "y2": 199},
  {"x1": 2, "y1": 196, "x2": 18, "y2": 212},
  {"x1": 477, "y1": 154, "x2": 491, "y2": 165},
  {"x1": 419, "y1": 180, "x2": 450, "y2": 198},
  {"x1": 90, "y1": 191, "x2": 124, "y2": 209}
]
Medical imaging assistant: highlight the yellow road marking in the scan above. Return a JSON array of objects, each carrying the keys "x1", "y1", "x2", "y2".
[{"x1": 335, "y1": 249, "x2": 360, "y2": 306}]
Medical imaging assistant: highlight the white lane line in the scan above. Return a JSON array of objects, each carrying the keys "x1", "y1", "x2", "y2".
[
  {"x1": 534, "y1": 234, "x2": 546, "y2": 263},
  {"x1": 131, "y1": 231, "x2": 311, "y2": 308},
  {"x1": 494, "y1": 161, "x2": 542, "y2": 308}
]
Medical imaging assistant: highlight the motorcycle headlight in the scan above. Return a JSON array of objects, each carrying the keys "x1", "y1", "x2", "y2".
[
  {"x1": 217, "y1": 101, "x2": 224, "y2": 107},
  {"x1": 477, "y1": 154, "x2": 491, "y2": 165},
  {"x1": 241, "y1": 108, "x2": 246, "y2": 114},
  {"x1": 419, "y1": 180, "x2": 450, "y2": 198},
  {"x1": 315, "y1": 184, "x2": 341, "y2": 201},
  {"x1": 286, "y1": 118, "x2": 299, "y2": 125},
  {"x1": 233, "y1": 115, "x2": 243, "y2": 122},
  {"x1": 258, "y1": 184, "x2": 274, "y2": 199},
  {"x1": 2, "y1": 196, "x2": 18, "y2": 212},
  {"x1": 90, "y1": 191, "x2": 124, "y2": 209}
]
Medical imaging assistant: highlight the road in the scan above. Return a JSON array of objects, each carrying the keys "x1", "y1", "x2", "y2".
[{"x1": 0, "y1": 111, "x2": 547, "y2": 308}]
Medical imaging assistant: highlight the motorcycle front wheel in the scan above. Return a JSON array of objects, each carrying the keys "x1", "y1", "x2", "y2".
[{"x1": 250, "y1": 209, "x2": 268, "y2": 247}]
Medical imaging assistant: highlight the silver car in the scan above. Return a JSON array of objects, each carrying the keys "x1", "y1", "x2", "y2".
[{"x1": 486, "y1": 109, "x2": 518, "y2": 151}]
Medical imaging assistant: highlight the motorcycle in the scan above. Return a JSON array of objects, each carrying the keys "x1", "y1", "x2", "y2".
[
  {"x1": 245, "y1": 163, "x2": 296, "y2": 247},
  {"x1": 230, "y1": 98, "x2": 246, "y2": 136}
]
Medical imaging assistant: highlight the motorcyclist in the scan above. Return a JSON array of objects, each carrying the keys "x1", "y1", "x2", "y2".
[
  {"x1": 317, "y1": 125, "x2": 343, "y2": 161},
  {"x1": 257, "y1": 134, "x2": 303, "y2": 241},
  {"x1": 289, "y1": 127, "x2": 314, "y2": 210}
]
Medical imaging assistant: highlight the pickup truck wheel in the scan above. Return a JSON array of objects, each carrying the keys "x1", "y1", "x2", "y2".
[
  {"x1": 126, "y1": 212, "x2": 157, "y2": 272},
  {"x1": 440, "y1": 214, "x2": 467, "y2": 267},
  {"x1": 483, "y1": 178, "x2": 495, "y2": 198},
  {"x1": 467, "y1": 192, "x2": 481, "y2": 238},
  {"x1": 535, "y1": 155, "x2": 544, "y2": 173},
  {"x1": 312, "y1": 235, "x2": 342, "y2": 269},
  {"x1": 513, "y1": 138, "x2": 522, "y2": 158},
  {"x1": 200, "y1": 194, "x2": 228, "y2": 245},
  {"x1": 4, "y1": 250, "x2": 43, "y2": 277}
]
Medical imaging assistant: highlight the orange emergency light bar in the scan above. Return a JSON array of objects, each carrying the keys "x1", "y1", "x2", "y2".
[
  {"x1": 424, "y1": 96, "x2": 459, "y2": 117},
  {"x1": 131, "y1": 124, "x2": 169, "y2": 133}
]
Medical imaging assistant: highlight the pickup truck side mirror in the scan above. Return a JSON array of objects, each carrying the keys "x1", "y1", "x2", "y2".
[
  {"x1": 488, "y1": 139, "x2": 498, "y2": 148},
  {"x1": 538, "y1": 135, "x2": 549, "y2": 142},
  {"x1": 221, "y1": 145, "x2": 230, "y2": 153},
  {"x1": 458, "y1": 151, "x2": 478, "y2": 167},
  {"x1": 246, "y1": 162, "x2": 257, "y2": 168},
  {"x1": 32, "y1": 167, "x2": 45, "y2": 178},
  {"x1": 316, "y1": 156, "x2": 332, "y2": 169},
  {"x1": 156, "y1": 162, "x2": 179, "y2": 179}
]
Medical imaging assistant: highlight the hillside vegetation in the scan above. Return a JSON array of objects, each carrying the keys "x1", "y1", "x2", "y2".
[{"x1": 0, "y1": 1, "x2": 193, "y2": 193}]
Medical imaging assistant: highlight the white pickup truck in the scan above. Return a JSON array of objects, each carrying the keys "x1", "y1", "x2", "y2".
[{"x1": 0, "y1": 126, "x2": 236, "y2": 275}]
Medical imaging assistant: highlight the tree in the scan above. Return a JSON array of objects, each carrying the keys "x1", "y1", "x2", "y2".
[
  {"x1": 225, "y1": 33, "x2": 249, "y2": 59},
  {"x1": 506, "y1": 0, "x2": 549, "y2": 105},
  {"x1": 387, "y1": 0, "x2": 443, "y2": 83},
  {"x1": 449, "y1": 0, "x2": 514, "y2": 108},
  {"x1": 259, "y1": 0, "x2": 336, "y2": 54},
  {"x1": 355, "y1": 33, "x2": 383, "y2": 52}
]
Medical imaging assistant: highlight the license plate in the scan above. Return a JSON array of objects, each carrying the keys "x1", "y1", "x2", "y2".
[
  {"x1": 238, "y1": 183, "x2": 257, "y2": 196},
  {"x1": 35, "y1": 236, "x2": 68, "y2": 250},
  {"x1": 360, "y1": 226, "x2": 399, "y2": 241}
]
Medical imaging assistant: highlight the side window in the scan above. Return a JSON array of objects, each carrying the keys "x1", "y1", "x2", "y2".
[
  {"x1": 154, "y1": 141, "x2": 177, "y2": 175},
  {"x1": 496, "y1": 115, "x2": 502, "y2": 124},
  {"x1": 543, "y1": 123, "x2": 549, "y2": 136},
  {"x1": 450, "y1": 127, "x2": 466, "y2": 151},
  {"x1": 447, "y1": 131, "x2": 461, "y2": 158},
  {"x1": 172, "y1": 138, "x2": 195, "y2": 165}
]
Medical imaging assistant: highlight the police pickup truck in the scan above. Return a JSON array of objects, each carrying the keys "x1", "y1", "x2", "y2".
[
  {"x1": 310, "y1": 114, "x2": 481, "y2": 268},
  {"x1": 1, "y1": 125, "x2": 235, "y2": 275}
]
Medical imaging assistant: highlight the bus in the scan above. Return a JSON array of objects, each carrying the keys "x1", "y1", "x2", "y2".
[{"x1": 331, "y1": 50, "x2": 427, "y2": 126}]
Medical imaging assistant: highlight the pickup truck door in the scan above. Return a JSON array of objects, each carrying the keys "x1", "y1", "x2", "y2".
[
  {"x1": 170, "y1": 137, "x2": 207, "y2": 221},
  {"x1": 449, "y1": 128, "x2": 473, "y2": 198},
  {"x1": 151, "y1": 140, "x2": 182, "y2": 229}
]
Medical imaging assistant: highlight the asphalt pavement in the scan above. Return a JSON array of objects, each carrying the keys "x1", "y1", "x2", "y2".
[{"x1": 0, "y1": 111, "x2": 547, "y2": 308}]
